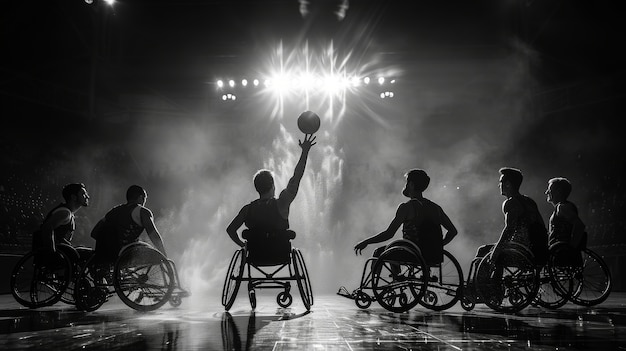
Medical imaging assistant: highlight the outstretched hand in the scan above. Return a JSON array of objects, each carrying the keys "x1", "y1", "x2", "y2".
[
  {"x1": 299, "y1": 134, "x2": 317, "y2": 151},
  {"x1": 354, "y1": 240, "x2": 368, "y2": 256}
]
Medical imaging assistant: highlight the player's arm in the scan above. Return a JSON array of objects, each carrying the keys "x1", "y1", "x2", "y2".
[
  {"x1": 440, "y1": 208, "x2": 458, "y2": 246},
  {"x1": 354, "y1": 203, "x2": 407, "y2": 255},
  {"x1": 279, "y1": 134, "x2": 317, "y2": 204},
  {"x1": 140, "y1": 207, "x2": 167, "y2": 257},
  {"x1": 226, "y1": 206, "x2": 247, "y2": 248},
  {"x1": 492, "y1": 198, "x2": 521, "y2": 259},
  {"x1": 40, "y1": 208, "x2": 72, "y2": 252}
]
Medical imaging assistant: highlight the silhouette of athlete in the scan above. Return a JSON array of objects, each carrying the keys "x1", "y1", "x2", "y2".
[
  {"x1": 545, "y1": 177, "x2": 586, "y2": 250},
  {"x1": 488, "y1": 167, "x2": 548, "y2": 265},
  {"x1": 227, "y1": 134, "x2": 316, "y2": 248},
  {"x1": 354, "y1": 169, "x2": 457, "y2": 265},
  {"x1": 91, "y1": 185, "x2": 167, "y2": 262},
  {"x1": 33, "y1": 183, "x2": 90, "y2": 254}
]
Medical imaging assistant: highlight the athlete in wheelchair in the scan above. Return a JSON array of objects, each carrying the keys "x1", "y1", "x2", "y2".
[
  {"x1": 11, "y1": 183, "x2": 93, "y2": 309},
  {"x1": 338, "y1": 169, "x2": 461, "y2": 312},
  {"x1": 73, "y1": 185, "x2": 188, "y2": 312},
  {"x1": 223, "y1": 134, "x2": 316, "y2": 311},
  {"x1": 538, "y1": 177, "x2": 611, "y2": 307},
  {"x1": 461, "y1": 168, "x2": 548, "y2": 313}
]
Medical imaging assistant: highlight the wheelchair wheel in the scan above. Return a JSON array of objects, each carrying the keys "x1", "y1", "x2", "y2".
[
  {"x1": 475, "y1": 247, "x2": 539, "y2": 313},
  {"x1": 249, "y1": 289, "x2": 257, "y2": 309},
  {"x1": 292, "y1": 248, "x2": 313, "y2": 310},
  {"x1": 114, "y1": 243, "x2": 174, "y2": 312},
  {"x1": 566, "y1": 249, "x2": 611, "y2": 306},
  {"x1": 222, "y1": 249, "x2": 245, "y2": 311},
  {"x1": 74, "y1": 255, "x2": 112, "y2": 312},
  {"x1": 371, "y1": 246, "x2": 428, "y2": 313},
  {"x1": 355, "y1": 291, "x2": 372, "y2": 309},
  {"x1": 419, "y1": 250, "x2": 463, "y2": 311},
  {"x1": 277, "y1": 291, "x2": 292, "y2": 308},
  {"x1": 57, "y1": 245, "x2": 94, "y2": 306},
  {"x1": 534, "y1": 265, "x2": 568, "y2": 309},
  {"x1": 536, "y1": 244, "x2": 576, "y2": 309},
  {"x1": 11, "y1": 250, "x2": 72, "y2": 308}
]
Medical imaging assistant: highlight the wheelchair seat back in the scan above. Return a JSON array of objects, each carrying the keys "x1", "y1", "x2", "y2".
[
  {"x1": 550, "y1": 242, "x2": 584, "y2": 268},
  {"x1": 243, "y1": 229, "x2": 295, "y2": 266}
]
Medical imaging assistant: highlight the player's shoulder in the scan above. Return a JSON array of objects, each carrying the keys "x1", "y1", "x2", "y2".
[
  {"x1": 138, "y1": 204, "x2": 153, "y2": 216},
  {"x1": 503, "y1": 196, "x2": 524, "y2": 211}
]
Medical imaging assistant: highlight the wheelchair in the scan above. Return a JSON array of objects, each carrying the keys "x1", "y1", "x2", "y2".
[
  {"x1": 546, "y1": 243, "x2": 611, "y2": 307},
  {"x1": 73, "y1": 241, "x2": 188, "y2": 312},
  {"x1": 338, "y1": 239, "x2": 461, "y2": 313},
  {"x1": 532, "y1": 243, "x2": 579, "y2": 309},
  {"x1": 10, "y1": 242, "x2": 93, "y2": 309},
  {"x1": 460, "y1": 242, "x2": 540, "y2": 313},
  {"x1": 221, "y1": 230, "x2": 313, "y2": 311}
]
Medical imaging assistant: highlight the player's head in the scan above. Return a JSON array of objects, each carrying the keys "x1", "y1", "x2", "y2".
[
  {"x1": 253, "y1": 169, "x2": 275, "y2": 196},
  {"x1": 546, "y1": 177, "x2": 572, "y2": 203},
  {"x1": 62, "y1": 183, "x2": 89, "y2": 206},
  {"x1": 499, "y1": 167, "x2": 523, "y2": 196},
  {"x1": 127, "y1": 185, "x2": 147, "y2": 205},
  {"x1": 403, "y1": 169, "x2": 430, "y2": 197}
]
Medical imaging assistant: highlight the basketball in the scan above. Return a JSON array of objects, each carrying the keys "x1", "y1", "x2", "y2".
[{"x1": 297, "y1": 110, "x2": 321, "y2": 134}]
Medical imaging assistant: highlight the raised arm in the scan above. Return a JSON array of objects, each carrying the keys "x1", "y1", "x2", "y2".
[
  {"x1": 287, "y1": 134, "x2": 316, "y2": 193},
  {"x1": 277, "y1": 134, "x2": 316, "y2": 216}
]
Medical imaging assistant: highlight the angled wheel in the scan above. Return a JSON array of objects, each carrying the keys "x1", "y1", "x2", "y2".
[
  {"x1": 74, "y1": 255, "x2": 112, "y2": 312},
  {"x1": 371, "y1": 246, "x2": 428, "y2": 313},
  {"x1": 566, "y1": 249, "x2": 611, "y2": 306},
  {"x1": 57, "y1": 245, "x2": 93, "y2": 306},
  {"x1": 292, "y1": 248, "x2": 313, "y2": 310},
  {"x1": 475, "y1": 246, "x2": 539, "y2": 313},
  {"x1": 249, "y1": 289, "x2": 257, "y2": 309},
  {"x1": 534, "y1": 265, "x2": 568, "y2": 309},
  {"x1": 114, "y1": 243, "x2": 174, "y2": 312},
  {"x1": 419, "y1": 250, "x2": 463, "y2": 311},
  {"x1": 222, "y1": 249, "x2": 245, "y2": 311},
  {"x1": 11, "y1": 250, "x2": 72, "y2": 308}
]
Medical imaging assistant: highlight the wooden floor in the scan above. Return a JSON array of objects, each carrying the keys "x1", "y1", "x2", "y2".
[{"x1": 1, "y1": 291, "x2": 625, "y2": 350}]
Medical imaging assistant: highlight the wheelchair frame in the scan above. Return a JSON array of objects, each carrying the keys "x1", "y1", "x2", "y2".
[
  {"x1": 461, "y1": 241, "x2": 612, "y2": 313},
  {"x1": 338, "y1": 240, "x2": 464, "y2": 313},
  {"x1": 73, "y1": 241, "x2": 186, "y2": 312},
  {"x1": 222, "y1": 242, "x2": 313, "y2": 312},
  {"x1": 10, "y1": 243, "x2": 92, "y2": 309}
]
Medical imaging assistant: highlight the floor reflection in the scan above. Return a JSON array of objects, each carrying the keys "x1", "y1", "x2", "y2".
[{"x1": 0, "y1": 295, "x2": 625, "y2": 350}]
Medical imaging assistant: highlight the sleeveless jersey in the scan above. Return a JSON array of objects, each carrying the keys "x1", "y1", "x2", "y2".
[
  {"x1": 44, "y1": 204, "x2": 75, "y2": 242},
  {"x1": 105, "y1": 203, "x2": 145, "y2": 246},
  {"x1": 244, "y1": 198, "x2": 289, "y2": 234},
  {"x1": 549, "y1": 201, "x2": 577, "y2": 245},
  {"x1": 508, "y1": 195, "x2": 548, "y2": 264},
  {"x1": 402, "y1": 199, "x2": 444, "y2": 264}
]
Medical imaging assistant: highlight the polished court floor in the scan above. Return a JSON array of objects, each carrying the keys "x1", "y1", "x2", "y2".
[{"x1": 0, "y1": 291, "x2": 625, "y2": 350}]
